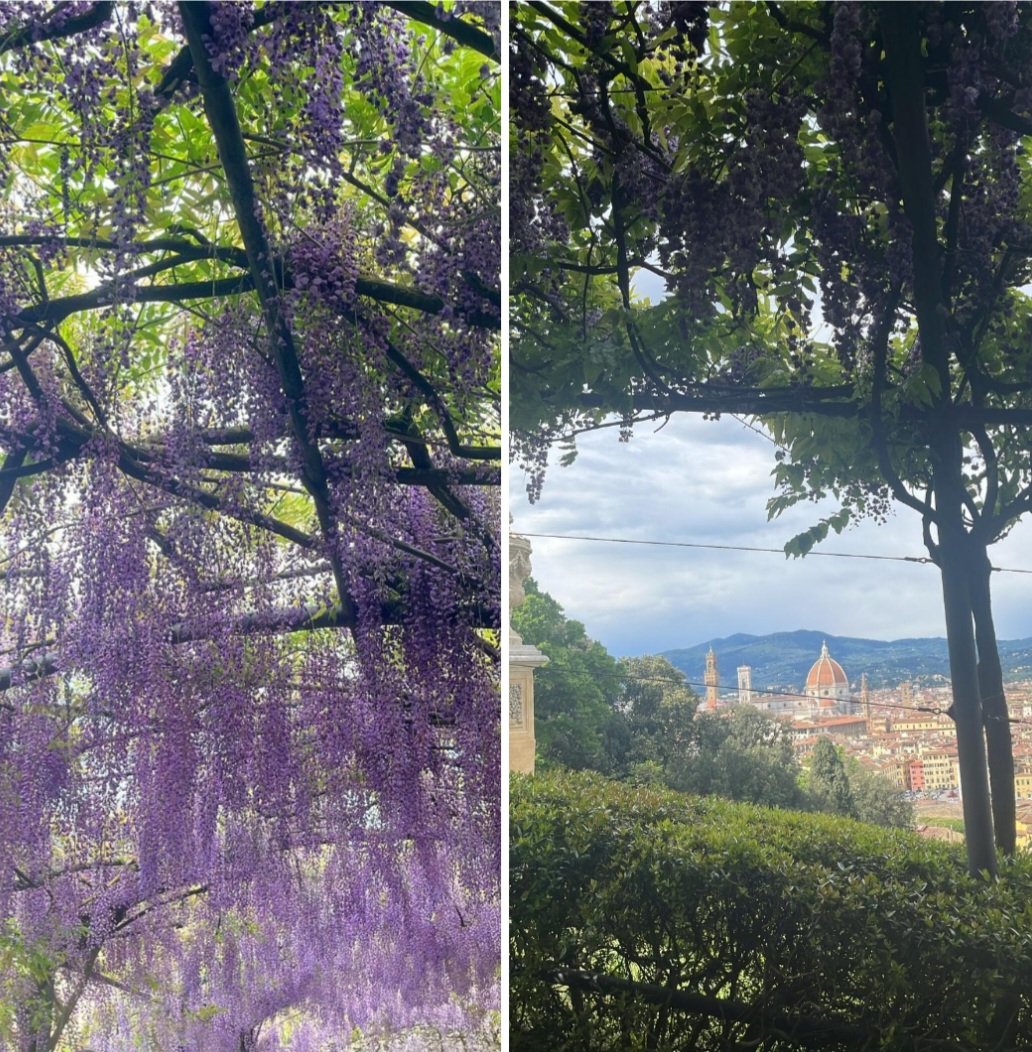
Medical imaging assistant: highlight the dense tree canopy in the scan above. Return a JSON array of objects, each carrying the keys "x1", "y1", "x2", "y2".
[
  {"x1": 0, "y1": 3, "x2": 499, "y2": 1049},
  {"x1": 511, "y1": 0, "x2": 1032, "y2": 874},
  {"x1": 667, "y1": 706, "x2": 809, "y2": 811},
  {"x1": 616, "y1": 654, "x2": 698, "y2": 778},
  {"x1": 845, "y1": 754, "x2": 915, "y2": 830}
]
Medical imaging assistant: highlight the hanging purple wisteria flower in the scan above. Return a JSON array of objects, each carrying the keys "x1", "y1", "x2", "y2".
[{"x1": 0, "y1": 1, "x2": 500, "y2": 1046}]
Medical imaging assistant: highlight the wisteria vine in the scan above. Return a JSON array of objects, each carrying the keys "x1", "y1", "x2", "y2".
[{"x1": 0, "y1": 2, "x2": 500, "y2": 1049}]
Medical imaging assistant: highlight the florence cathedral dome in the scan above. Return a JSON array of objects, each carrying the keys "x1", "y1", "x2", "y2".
[{"x1": 805, "y1": 641, "x2": 850, "y2": 708}]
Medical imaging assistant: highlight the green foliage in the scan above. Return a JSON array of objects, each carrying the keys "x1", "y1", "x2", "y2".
[
  {"x1": 511, "y1": 585, "x2": 700, "y2": 779},
  {"x1": 801, "y1": 738, "x2": 914, "y2": 829},
  {"x1": 0, "y1": 920, "x2": 62, "y2": 1043},
  {"x1": 846, "y1": 757, "x2": 915, "y2": 830},
  {"x1": 511, "y1": 579, "x2": 626, "y2": 773},
  {"x1": 666, "y1": 705, "x2": 808, "y2": 810},
  {"x1": 511, "y1": 0, "x2": 1032, "y2": 555},
  {"x1": 614, "y1": 655, "x2": 697, "y2": 776},
  {"x1": 805, "y1": 737, "x2": 857, "y2": 817},
  {"x1": 511, "y1": 771, "x2": 1032, "y2": 1051}
]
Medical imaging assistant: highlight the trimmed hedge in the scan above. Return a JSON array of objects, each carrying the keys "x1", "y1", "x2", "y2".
[{"x1": 510, "y1": 771, "x2": 1032, "y2": 1050}]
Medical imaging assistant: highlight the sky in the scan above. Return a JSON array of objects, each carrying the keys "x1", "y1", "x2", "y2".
[{"x1": 510, "y1": 413, "x2": 1032, "y2": 658}]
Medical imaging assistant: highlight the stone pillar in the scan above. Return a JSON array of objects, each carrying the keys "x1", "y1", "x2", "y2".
[{"x1": 509, "y1": 527, "x2": 547, "y2": 774}]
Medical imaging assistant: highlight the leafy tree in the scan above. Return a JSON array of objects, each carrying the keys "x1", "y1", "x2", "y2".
[
  {"x1": 615, "y1": 654, "x2": 697, "y2": 775},
  {"x1": 0, "y1": 2, "x2": 499, "y2": 1047},
  {"x1": 511, "y1": 0, "x2": 1032, "y2": 875},
  {"x1": 804, "y1": 739, "x2": 914, "y2": 829},
  {"x1": 511, "y1": 578, "x2": 625, "y2": 772},
  {"x1": 512, "y1": 587, "x2": 703, "y2": 777},
  {"x1": 666, "y1": 706, "x2": 808, "y2": 810},
  {"x1": 805, "y1": 737, "x2": 858, "y2": 818},
  {"x1": 847, "y1": 758, "x2": 915, "y2": 830}
]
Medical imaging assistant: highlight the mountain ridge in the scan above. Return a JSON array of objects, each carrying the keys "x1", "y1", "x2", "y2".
[{"x1": 661, "y1": 629, "x2": 1032, "y2": 691}]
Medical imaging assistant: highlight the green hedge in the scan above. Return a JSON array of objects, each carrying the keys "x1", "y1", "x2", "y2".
[{"x1": 510, "y1": 771, "x2": 1032, "y2": 1050}]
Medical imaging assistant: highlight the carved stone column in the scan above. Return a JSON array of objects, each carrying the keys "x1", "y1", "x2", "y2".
[{"x1": 509, "y1": 525, "x2": 547, "y2": 774}]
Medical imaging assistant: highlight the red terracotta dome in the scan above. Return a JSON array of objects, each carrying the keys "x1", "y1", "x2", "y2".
[{"x1": 805, "y1": 641, "x2": 849, "y2": 703}]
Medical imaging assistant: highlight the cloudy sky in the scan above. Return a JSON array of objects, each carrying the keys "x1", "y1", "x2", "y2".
[{"x1": 509, "y1": 413, "x2": 1032, "y2": 658}]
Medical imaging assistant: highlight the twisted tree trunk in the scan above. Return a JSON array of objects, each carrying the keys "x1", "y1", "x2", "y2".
[
  {"x1": 968, "y1": 540, "x2": 1016, "y2": 856},
  {"x1": 935, "y1": 517, "x2": 997, "y2": 877}
]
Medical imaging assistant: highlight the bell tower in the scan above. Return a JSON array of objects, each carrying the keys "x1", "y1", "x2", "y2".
[
  {"x1": 737, "y1": 665, "x2": 752, "y2": 705},
  {"x1": 705, "y1": 647, "x2": 719, "y2": 711}
]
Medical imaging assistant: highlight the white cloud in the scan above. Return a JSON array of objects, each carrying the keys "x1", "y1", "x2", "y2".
[{"x1": 511, "y1": 415, "x2": 1032, "y2": 656}]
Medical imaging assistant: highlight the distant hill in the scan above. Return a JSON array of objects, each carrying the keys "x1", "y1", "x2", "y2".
[{"x1": 661, "y1": 629, "x2": 1032, "y2": 692}]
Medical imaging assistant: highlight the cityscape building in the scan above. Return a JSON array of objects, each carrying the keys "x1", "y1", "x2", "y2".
[{"x1": 698, "y1": 639, "x2": 1032, "y2": 846}]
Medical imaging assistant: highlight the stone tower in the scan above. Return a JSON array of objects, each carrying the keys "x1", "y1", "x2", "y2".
[
  {"x1": 737, "y1": 665, "x2": 752, "y2": 705},
  {"x1": 705, "y1": 647, "x2": 719, "y2": 710}
]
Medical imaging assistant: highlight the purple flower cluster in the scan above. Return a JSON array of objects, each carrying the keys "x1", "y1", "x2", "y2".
[
  {"x1": 287, "y1": 213, "x2": 359, "y2": 315},
  {"x1": 203, "y1": 0, "x2": 256, "y2": 80},
  {"x1": 352, "y1": 5, "x2": 430, "y2": 158},
  {"x1": 510, "y1": 25, "x2": 568, "y2": 260},
  {"x1": 0, "y1": 0, "x2": 500, "y2": 1045}
]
